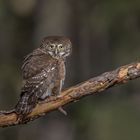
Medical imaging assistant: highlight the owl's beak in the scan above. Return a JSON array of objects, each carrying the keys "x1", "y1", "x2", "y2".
[
  {"x1": 55, "y1": 49, "x2": 58, "y2": 55},
  {"x1": 54, "y1": 49, "x2": 60, "y2": 59}
]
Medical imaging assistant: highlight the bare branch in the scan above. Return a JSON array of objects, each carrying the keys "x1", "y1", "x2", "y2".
[{"x1": 0, "y1": 62, "x2": 140, "y2": 127}]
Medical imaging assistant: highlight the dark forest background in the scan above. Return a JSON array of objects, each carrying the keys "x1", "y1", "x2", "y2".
[{"x1": 0, "y1": 0, "x2": 140, "y2": 140}]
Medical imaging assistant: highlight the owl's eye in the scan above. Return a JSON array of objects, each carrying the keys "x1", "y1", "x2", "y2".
[
  {"x1": 49, "y1": 44, "x2": 55, "y2": 49},
  {"x1": 58, "y1": 45, "x2": 63, "y2": 49}
]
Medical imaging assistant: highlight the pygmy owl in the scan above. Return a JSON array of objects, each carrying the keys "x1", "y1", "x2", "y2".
[{"x1": 15, "y1": 36, "x2": 72, "y2": 118}]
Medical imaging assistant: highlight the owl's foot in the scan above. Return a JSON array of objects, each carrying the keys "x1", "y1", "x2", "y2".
[
  {"x1": 38, "y1": 95, "x2": 62, "y2": 104},
  {"x1": 38, "y1": 96, "x2": 67, "y2": 115},
  {"x1": 58, "y1": 106, "x2": 67, "y2": 116}
]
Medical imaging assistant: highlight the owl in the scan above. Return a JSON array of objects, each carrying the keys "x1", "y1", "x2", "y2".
[{"x1": 15, "y1": 36, "x2": 72, "y2": 119}]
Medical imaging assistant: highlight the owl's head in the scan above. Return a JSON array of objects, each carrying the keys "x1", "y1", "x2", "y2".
[{"x1": 41, "y1": 36, "x2": 72, "y2": 59}]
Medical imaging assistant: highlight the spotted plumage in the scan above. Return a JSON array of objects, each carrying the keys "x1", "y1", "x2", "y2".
[{"x1": 15, "y1": 36, "x2": 72, "y2": 118}]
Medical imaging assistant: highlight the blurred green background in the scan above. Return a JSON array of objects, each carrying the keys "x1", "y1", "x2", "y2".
[{"x1": 0, "y1": 0, "x2": 140, "y2": 140}]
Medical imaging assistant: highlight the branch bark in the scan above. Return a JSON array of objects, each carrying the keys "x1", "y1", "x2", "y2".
[{"x1": 0, "y1": 62, "x2": 140, "y2": 127}]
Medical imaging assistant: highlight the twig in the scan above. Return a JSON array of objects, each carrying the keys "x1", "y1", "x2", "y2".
[{"x1": 0, "y1": 62, "x2": 140, "y2": 127}]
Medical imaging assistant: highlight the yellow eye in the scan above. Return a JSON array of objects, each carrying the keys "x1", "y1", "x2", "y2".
[
  {"x1": 59, "y1": 45, "x2": 63, "y2": 49},
  {"x1": 49, "y1": 44, "x2": 55, "y2": 49}
]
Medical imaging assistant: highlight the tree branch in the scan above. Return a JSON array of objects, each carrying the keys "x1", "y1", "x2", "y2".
[{"x1": 0, "y1": 62, "x2": 140, "y2": 127}]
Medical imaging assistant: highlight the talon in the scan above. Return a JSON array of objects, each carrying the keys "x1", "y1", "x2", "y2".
[
  {"x1": 39, "y1": 96, "x2": 57, "y2": 104},
  {"x1": 57, "y1": 95, "x2": 63, "y2": 99},
  {"x1": 58, "y1": 107, "x2": 67, "y2": 116}
]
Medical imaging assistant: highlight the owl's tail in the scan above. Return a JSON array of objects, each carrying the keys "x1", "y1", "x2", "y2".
[
  {"x1": 15, "y1": 93, "x2": 36, "y2": 116},
  {"x1": 0, "y1": 109, "x2": 15, "y2": 115}
]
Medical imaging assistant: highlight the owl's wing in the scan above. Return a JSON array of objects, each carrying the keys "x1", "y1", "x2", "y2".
[
  {"x1": 15, "y1": 57, "x2": 60, "y2": 115},
  {"x1": 23, "y1": 65, "x2": 58, "y2": 100},
  {"x1": 21, "y1": 48, "x2": 48, "y2": 79}
]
